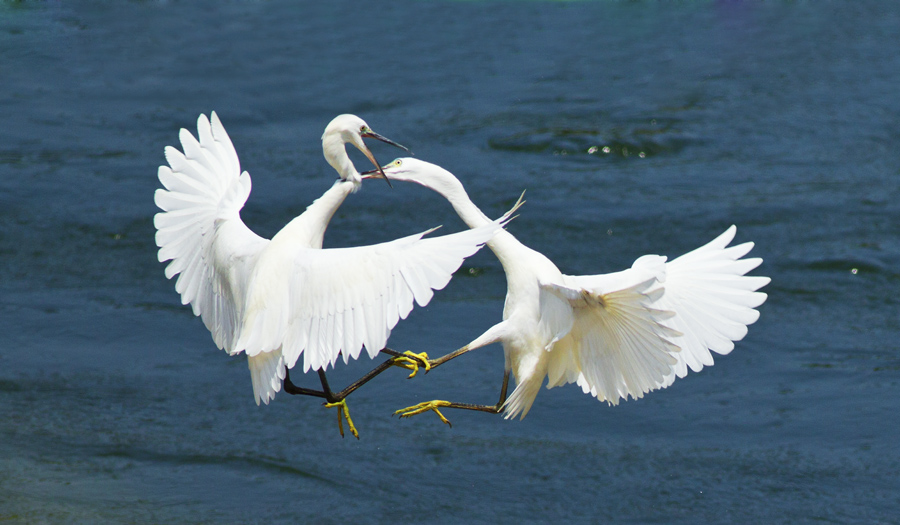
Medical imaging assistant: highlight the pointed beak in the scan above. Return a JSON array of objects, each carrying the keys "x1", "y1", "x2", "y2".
[
  {"x1": 360, "y1": 166, "x2": 384, "y2": 179},
  {"x1": 360, "y1": 130, "x2": 412, "y2": 154},
  {"x1": 358, "y1": 145, "x2": 392, "y2": 188},
  {"x1": 358, "y1": 129, "x2": 410, "y2": 189}
]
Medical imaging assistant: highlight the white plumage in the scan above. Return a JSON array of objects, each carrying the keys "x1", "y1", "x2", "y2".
[
  {"x1": 154, "y1": 114, "x2": 503, "y2": 406},
  {"x1": 372, "y1": 158, "x2": 770, "y2": 420}
]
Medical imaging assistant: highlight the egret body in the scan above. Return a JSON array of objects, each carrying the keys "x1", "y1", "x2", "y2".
[
  {"x1": 154, "y1": 115, "x2": 504, "y2": 437},
  {"x1": 366, "y1": 158, "x2": 770, "y2": 422}
]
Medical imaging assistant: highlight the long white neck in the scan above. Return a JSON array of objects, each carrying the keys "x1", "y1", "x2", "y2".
[
  {"x1": 273, "y1": 180, "x2": 357, "y2": 249},
  {"x1": 272, "y1": 132, "x2": 361, "y2": 249},
  {"x1": 428, "y1": 170, "x2": 490, "y2": 228},
  {"x1": 322, "y1": 133, "x2": 361, "y2": 184},
  {"x1": 415, "y1": 166, "x2": 523, "y2": 263}
]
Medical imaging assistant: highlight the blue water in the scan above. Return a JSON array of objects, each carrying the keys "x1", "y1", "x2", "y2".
[{"x1": 2, "y1": 1, "x2": 899, "y2": 523}]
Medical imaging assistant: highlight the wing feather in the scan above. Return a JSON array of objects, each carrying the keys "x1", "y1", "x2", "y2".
[
  {"x1": 342, "y1": 308, "x2": 357, "y2": 362},
  {"x1": 651, "y1": 226, "x2": 770, "y2": 382},
  {"x1": 553, "y1": 226, "x2": 770, "y2": 397},
  {"x1": 157, "y1": 164, "x2": 209, "y2": 197},
  {"x1": 400, "y1": 263, "x2": 437, "y2": 307},
  {"x1": 386, "y1": 274, "x2": 402, "y2": 328},
  {"x1": 154, "y1": 112, "x2": 268, "y2": 353},
  {"x1": 238, "y1": 219, "x2": 503, "y2": 372},
  {"x1": 540, "y1": 276, "x2": 681, "y2": 408}
]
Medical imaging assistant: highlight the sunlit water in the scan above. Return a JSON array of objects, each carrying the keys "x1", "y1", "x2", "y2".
[{"x1": 2, "y1": 1, "x2": 899, "y2": 523}]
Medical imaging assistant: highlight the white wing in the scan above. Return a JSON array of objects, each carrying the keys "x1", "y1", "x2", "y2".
[
  {"x1": 649, "y1": 225, "x2": 770, "y2": 383},
  {"x1": 154, "y1": 112, "x2": 268, "y2": 353},
  {"x1": 540, "y1": 274, "x2": 682, "y2": 409},
  {"x1": 235, "y1": 220, "x2": 504, "y2": 375}
]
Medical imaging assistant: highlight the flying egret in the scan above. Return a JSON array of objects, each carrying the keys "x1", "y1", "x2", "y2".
[
  {"x1": 363, "y1": 158, "x2": 770, "y2": 425},
  {"x1": 154, "y1": 114, "x2": 509, "y2": 438}
]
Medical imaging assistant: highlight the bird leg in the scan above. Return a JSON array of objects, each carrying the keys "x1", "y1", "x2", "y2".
[
  {"x1": 324, "y1": 398, "x2": 356, "y2": 439},
  {"x1": 315, "y1": 370, "x2": 359, "y2": 440},
  {"x1": 395, "y1": 400, "x2": 454, "y2": 426},
  {"x1": 384, "y1": 349, "x2": 431, "y2": 378},
  {"x1": 416, "y1": 344, "x2": 473, "y2": 371},
  {"x1": 281, "y1": 368, "x2": 359, "y2": 439},
  {"x1": 281, "y1": 349, "x2": 430, "y2": 439},
  {"x1": 394, "y1": 370, "x2": 510, "y2": 428}
]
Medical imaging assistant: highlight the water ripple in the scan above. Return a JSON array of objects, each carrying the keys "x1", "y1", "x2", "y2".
[{"x1": 487, "y1": 116, "x2": 698, "y2": 160}]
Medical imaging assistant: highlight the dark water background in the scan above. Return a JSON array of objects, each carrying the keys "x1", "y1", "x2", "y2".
[{"x1": 2, "y1": 1, "x2": 899, "y2": 523}]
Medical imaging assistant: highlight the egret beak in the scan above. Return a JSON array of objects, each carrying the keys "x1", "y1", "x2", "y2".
[
  {"x1": 360, "y1": 166, "x2": 385, "y2": 180},
  {"x1": 360, "y1": 130, "x2": 412, "y2": 155},
  {"x1": 358, "y1": 145, "x2": 393, "y2": 188},
  {"x1": 358, "y1": 129, "x2": 410, "y2": 189}
]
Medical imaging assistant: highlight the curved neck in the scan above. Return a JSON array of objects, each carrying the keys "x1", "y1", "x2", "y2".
[
  {"x1": 432, "y1": 173, "x2": 492, "y2": 230},
  {"x1": 322, "y1": 134, "x2": 361, "y2": 183},
  {"x1": 274, "y1": 180, "x2": 357, "y2": 249},
  {"x1": 415, "y1": 167, "x2": 523, "y2": 259}
]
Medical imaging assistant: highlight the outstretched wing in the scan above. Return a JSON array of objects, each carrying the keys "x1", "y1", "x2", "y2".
[
  {"x1": 539, "y1": 273, "x2": 682, "y2": 411},
  {"x1": 542, "y1": 226, "x2": 768, "y2": 406},
  {"x1": 154, "y1": 112, "x2": 268, "y2": 353},
  {"x1": 235, "y1": 219, "x2": 505, "y2": 378},
  {"x1": 649, "y1": 225, "x2": 770, "y2": 383}
]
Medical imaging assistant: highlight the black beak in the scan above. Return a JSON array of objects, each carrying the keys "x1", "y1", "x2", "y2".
[
  {"x1": 359, "y1": 130, "x2": 410, "y2": 189},
  {"x1": 358, "y1": 147, "x2": 392, "y2": 188},
  {"x1": 361, "y1": 130, "x2": 412, "y2": 154}
]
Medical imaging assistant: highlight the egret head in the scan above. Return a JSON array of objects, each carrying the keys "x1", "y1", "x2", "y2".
[
  {"x1": 321, "y1": 114, "x2": 409, "y2": 187},
  {"x1": 362, "y1": 158, "x2": 464, "y2": 196},
  {"x1": 361, "y1": 157, "x2": 417, "y2": 181}
]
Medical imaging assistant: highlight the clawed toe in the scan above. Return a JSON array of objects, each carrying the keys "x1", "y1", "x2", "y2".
[
  {"x1": 393, "y1": 400, "x2": 453, "y2": 427},
  {"x1": 324, "y1": 399, "x2": 359, "y2": 439},
  {"x1": 391, "y1": 351, "x2": 431, "y2": 378}
]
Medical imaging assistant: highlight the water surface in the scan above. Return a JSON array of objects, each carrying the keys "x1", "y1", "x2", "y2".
[{"x1": 1, "y1": 1, "x2": 899, "y2": 523}]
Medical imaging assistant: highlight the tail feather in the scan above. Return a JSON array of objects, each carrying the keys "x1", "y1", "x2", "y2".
[
  {"x1": 502, "y1": 376, "x2": 543, "y2": 420},
  {"x1": 248, "y1": 350, "x2": 285, "y2": 406}
]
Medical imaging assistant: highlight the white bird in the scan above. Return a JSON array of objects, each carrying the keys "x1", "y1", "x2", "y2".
[
  {"x1": 364, "y1": 158, "x2": 770, "y2": 424},
  {"x1": 153, "y1": 114, "x2": 509, "y2": 437}
]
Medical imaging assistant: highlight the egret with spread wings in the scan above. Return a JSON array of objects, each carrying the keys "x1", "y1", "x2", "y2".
[
  {"x1": 154, "y1": 114, "x2": 507, "y2": 437},
  {"x1": 363, "y1": 158, "x2": 769, "y2": 425}
]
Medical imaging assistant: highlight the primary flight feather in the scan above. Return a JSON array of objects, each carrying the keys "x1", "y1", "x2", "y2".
[
  {"x1": 154, "y1": 114, "x2": 504, "y2": 409},
  {"x1": 366, "y1": 158, "x2": 769, "y2": 422}
]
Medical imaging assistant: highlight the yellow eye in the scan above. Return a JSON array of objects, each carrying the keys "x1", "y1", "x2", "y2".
[{"x1": 359, "y1": 126, "x2": 367, "y2": 133}]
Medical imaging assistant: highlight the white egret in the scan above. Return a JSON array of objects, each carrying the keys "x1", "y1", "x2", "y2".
[
  {"x1": 154, "y1": 114, "x2": 510, "y2": 438},
  {"x1": 363, "y1": 158, "x2": 770, "y2": 424}
]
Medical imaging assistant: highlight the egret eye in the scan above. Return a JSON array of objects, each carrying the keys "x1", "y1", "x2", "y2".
[
  {"x1": 395, "y1": 160, "x2": 402, "y2": 166},
  {"x1": 359, "y1": 126, "x2": 367, "y2": 133}
]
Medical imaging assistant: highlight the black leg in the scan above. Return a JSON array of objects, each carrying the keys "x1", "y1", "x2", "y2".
[
  {"x1": 280, "y1": 348, "x2": 430, "y2": 439},
  {"x1": 419, "y1": 344, "x2": 473, "y2": 371},
  {"x1": 281, "y1": 348, "x2": 427, "y2": 402},
  {"x1": 394, "y1": 370, "x2": 511, "y2": 427},
  {"x1": 283, "y1": 368, "x2": 327, "y2": 398}
]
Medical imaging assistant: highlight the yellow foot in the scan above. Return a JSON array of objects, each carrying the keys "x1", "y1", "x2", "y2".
[
  {"x1": 394, "y1": 400, "x2": 453, "y2": 427},
  {"x1": 324, "y1": 399, "x2": 359, "y2": 439},
  {"x1": 390, "y1": 351, "x2": 431, "y2": 379}
]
